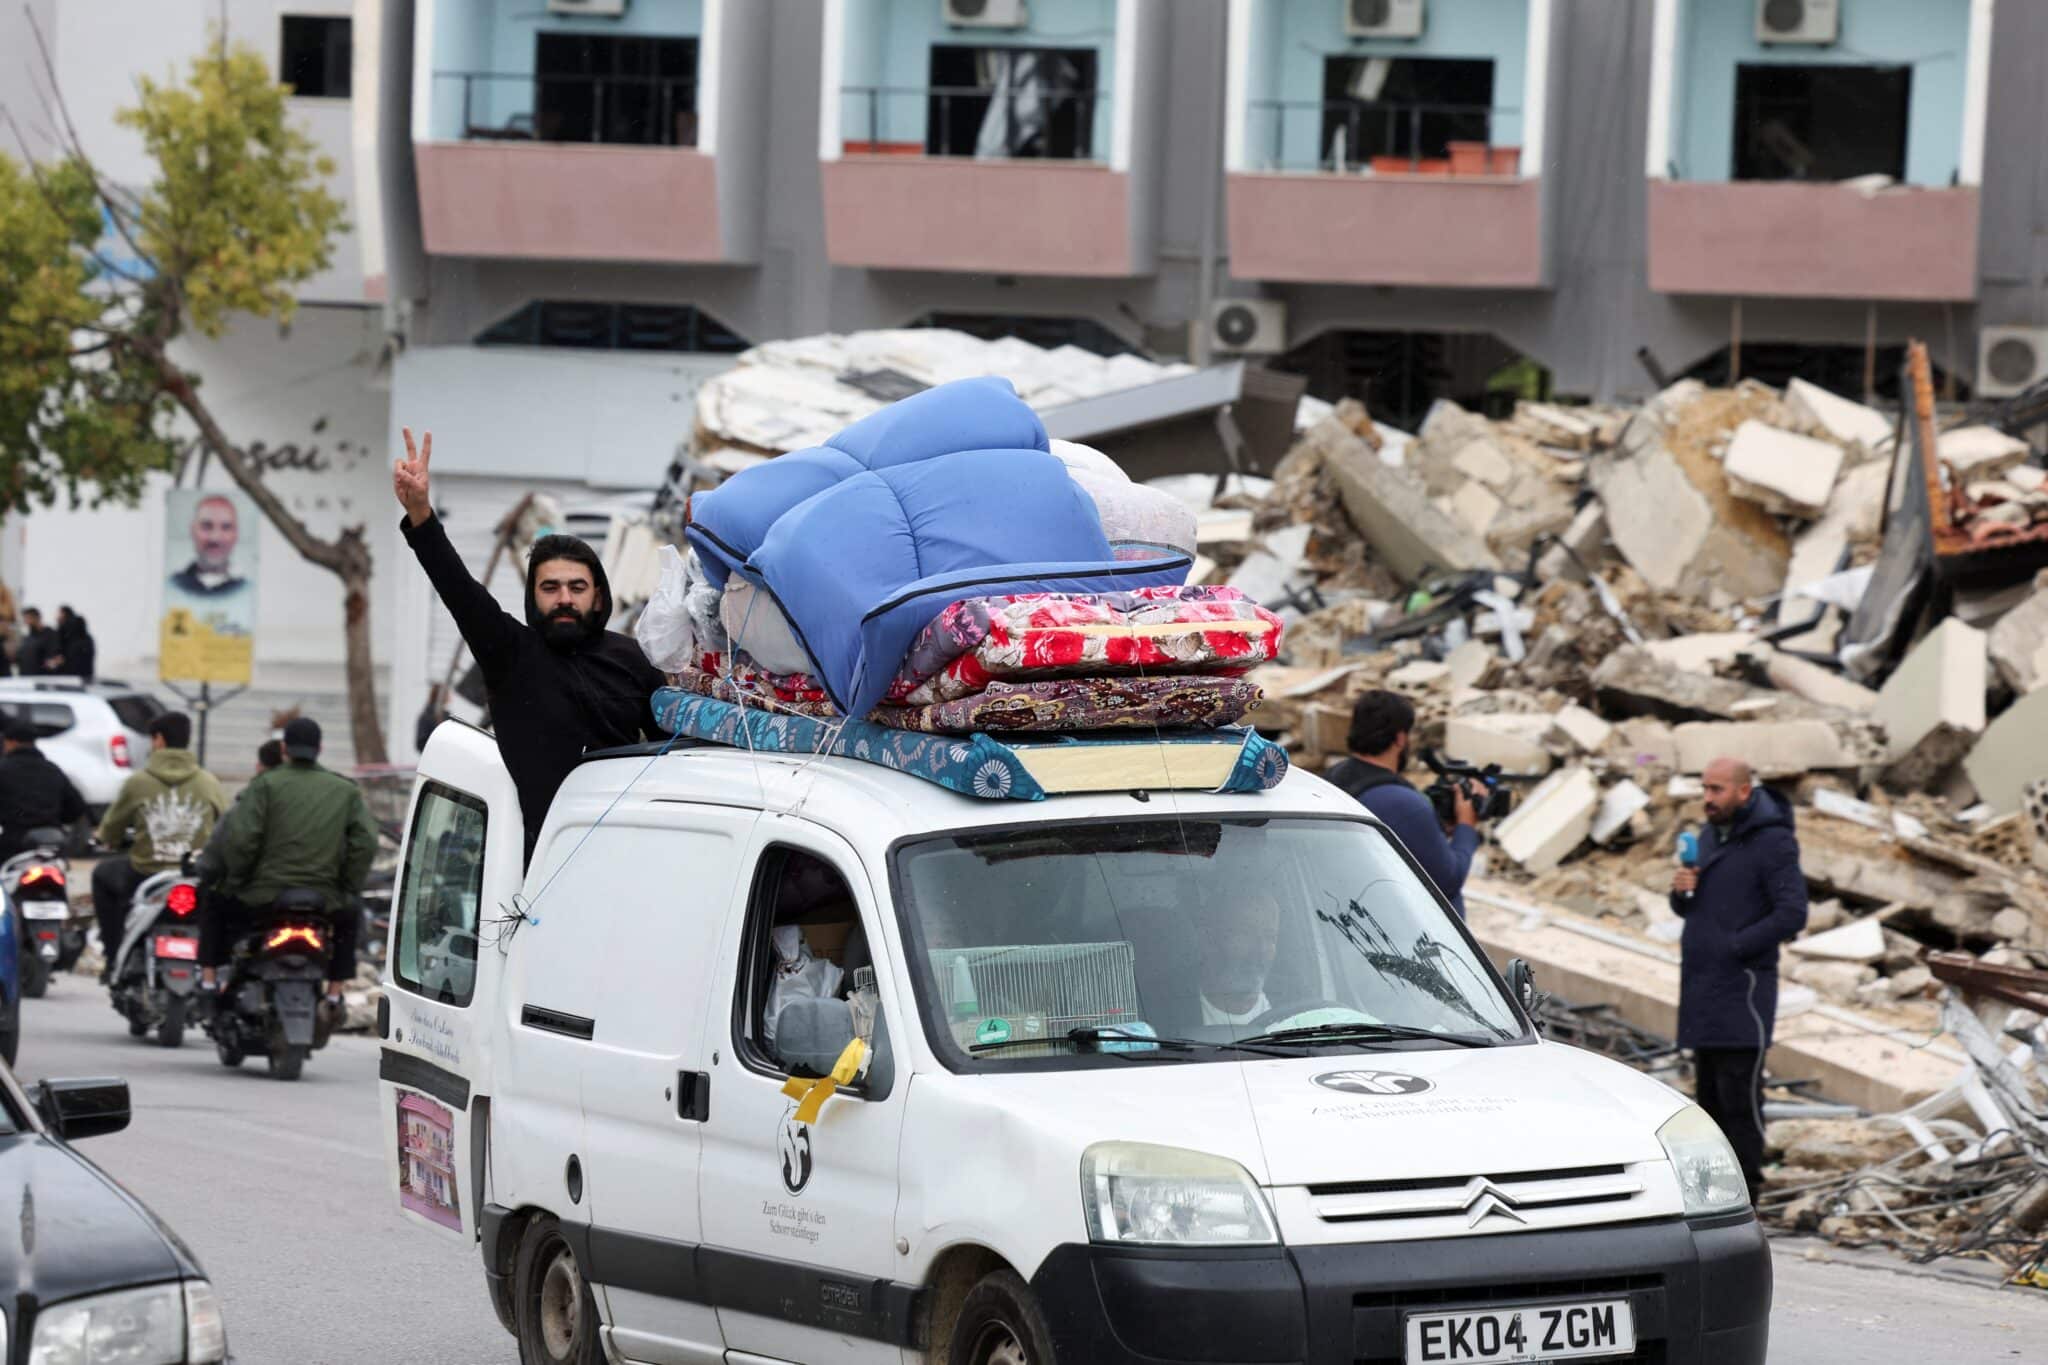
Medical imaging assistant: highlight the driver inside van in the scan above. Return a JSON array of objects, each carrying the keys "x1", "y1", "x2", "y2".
[{"x1": 1198, "y1": 895, "x2": 1282, "y2": 1027}]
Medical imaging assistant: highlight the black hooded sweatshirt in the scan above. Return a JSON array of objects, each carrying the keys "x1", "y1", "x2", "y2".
[{"x1": 403, "y1": 514, "x2": 665, "y2": 859}]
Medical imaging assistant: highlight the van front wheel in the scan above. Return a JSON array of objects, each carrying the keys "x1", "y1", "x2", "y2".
[
  {"x1": 514, "y1": 1217, "x2": 604, "y2": 1365},
  {"x1": 951, "y1": 1269, "x2": 1058, "y2": 1365}
]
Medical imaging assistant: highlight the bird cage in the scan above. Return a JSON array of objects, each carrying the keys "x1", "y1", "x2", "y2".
[{"x1": 930, "y1": 941, "x2": 1141, "y2": 1037}]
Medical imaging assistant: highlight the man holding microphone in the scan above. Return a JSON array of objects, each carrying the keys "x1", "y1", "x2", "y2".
[{"x1": 1671, "y1": 756, "x2": 1809, "y2": 1201}]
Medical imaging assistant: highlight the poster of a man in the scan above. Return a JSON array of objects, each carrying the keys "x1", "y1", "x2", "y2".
[{"x1": 161, "y1": 488, "x2": 259, "y2": 684}]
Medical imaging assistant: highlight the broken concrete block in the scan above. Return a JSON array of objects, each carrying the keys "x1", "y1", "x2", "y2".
[
  {"x1": 1319, "y1": 417, "x2": 1500, "y2": 582},
  {"x1": 1787, "y1": 917, "x2": 1886, "y2": 964},
  {"x1": 1590, "y1": 779, "x2": 1650, "y2": 845},
  {"x1": 1387, "y1": 660, "x2": 1451, "y2": 691},
  {"x1": 1450, "y1": 480, "x2": 1504, "y2": 539},
  {"x1": 1989, "y1": 570, "x2": 2048, "y2": 695},
  {"x1": 1873, "y1": 617, "x2": 1987, "y2": 766},
  {"x1": 1484, "y1": 479, "x2": 1580, "y2": 559},
  {"x1": 1551, "y1": 705, "x2": 1615, "y2": 754},
  {"x1": 1518, "y1": 402, "x2": 1598, "y2": 450},
  {"x1": 1614, "y1": 718, "x2": 1679, "y2": 775},
  {"x1": 1672, "y1": 720, "x2": 1862, "y2": 776},
  {"x1": 1751, "y1": 649, "x2": 1879, "y2": 713},
  {"x1": 1722, "y1": 420, "x2": 1845, "y2": 519},
  {"x1": 1938, "y1": 425, "x2": 2030, "y2": 481},
  {"x1": 1444, "y1": 640, "x2": 1500, "y2": 691},
  {"x1": 1810, "y1": 788, "x2": 1889, "y2": 832},
  {"x1": 1885, "y1": 965, "x2": 1933, "y2": 999},
  {"x1": 1789, "y1": 959, "x2": 1877, "y2": 1003},
  {"x1": 1451, "y1": 439, "x2": 1516, "y2": 490},
  {"x1": 1495, "y1": 767, "x2": 1601, "y2": 873},
  {"x1": 1644, "y1": 632, "x2": 1759, "y2": 675},
  {"x1": 1964, "y1": 685, "x2": 2048, "y2": 814},
  {"x1": 1777, "y1": 460, "x2": 1890, "y2": 653},
  {"x1": 1301, "y1": 701, "x2": 1354, "y2": 758},
  {"x1": 1443, "y1": 715, "x2": 1554, "y2": 777},
  {"x1": 1535, "y1": 502, "x2": 1607, "y2": 583},
  {"x1": 1785, "y1": 378, "x2": 1894, "y2": 451}
]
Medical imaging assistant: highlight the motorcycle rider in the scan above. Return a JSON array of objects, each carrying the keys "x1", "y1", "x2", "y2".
[
  {"x1": 93, "y1": 713, "x2": 229, "y2": 981},
  {"x1": 0, "y1": 719, "x2": 86, "y2": 862},
  {"x1": 201, "y1": 718, "x2": 377, "y2": 1002}
]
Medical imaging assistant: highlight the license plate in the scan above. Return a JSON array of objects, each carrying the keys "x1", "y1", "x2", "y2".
[
  {"x1": 154, "y1": 935, "x2": 200, "y2": 961},
  {"x1": 1405, "y1": 1299, "x2": 1635, "y2": 1363}
]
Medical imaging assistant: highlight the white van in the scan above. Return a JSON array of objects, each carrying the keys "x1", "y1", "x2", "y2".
[{"x1": 380, "y1": 721, "x2": 1771, "y2": 1365}]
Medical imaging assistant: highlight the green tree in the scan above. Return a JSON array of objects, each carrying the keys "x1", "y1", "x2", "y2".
[{"x1": 0, "y1": 34, "x2": 388, "y2": 762}]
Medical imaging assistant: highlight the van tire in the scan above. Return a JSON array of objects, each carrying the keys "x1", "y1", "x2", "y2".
[
  {"x1": 950, "y1": 1269, "x2": 1058, "y2": 1365},
  {"x1": 514, "y1": 1216, "x2": 604, "y2": 1365}
]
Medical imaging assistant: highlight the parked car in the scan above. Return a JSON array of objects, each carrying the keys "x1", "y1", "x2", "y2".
[
  {"x1": 0, "y1": 677, "x2": 167, "y2": 818},
  {"x1": 0, "y1": 1064, "x2": 228, "y2": 1360},
  {"x1": 378, "y1": 722, "x2": 1771, "y2": 1365}
]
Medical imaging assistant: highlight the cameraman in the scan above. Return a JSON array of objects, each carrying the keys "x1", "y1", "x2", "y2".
[{"x1": 1327, "y1": 690, "x2": 1479, "y2": 918}]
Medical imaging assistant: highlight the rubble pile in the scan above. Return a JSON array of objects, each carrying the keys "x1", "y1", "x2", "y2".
[
  {"x1": 1227, "y1": 363, "x2": 2048, "y2": 1009},
  {"x1": 1755, "y1": 956, "x2": 2048, "y2": 1282}
]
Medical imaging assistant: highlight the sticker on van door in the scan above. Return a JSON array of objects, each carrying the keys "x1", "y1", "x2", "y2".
[
  {"x1": 778, "y1": 1106, "x2": 814, "y2": 1195},
  {"x1": 396, "y1": 1091, "x2": 462, "y2": 1230}
]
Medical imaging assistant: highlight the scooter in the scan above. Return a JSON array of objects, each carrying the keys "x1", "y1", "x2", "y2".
[
  {"x1": 203, "y1": 888, "x2": 337, "y2": 1081},
  {"x1": 3, "y1": 827, "x2": 81, "y2": 999},
  {"x1": 107, "y1": 869, "x2": 204, "y2": 1047}
]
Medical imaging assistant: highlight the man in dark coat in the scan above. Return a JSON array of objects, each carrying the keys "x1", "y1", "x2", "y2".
[
  {"x1": 395, "y1": 428, "x2": 665, "y2": 860},
  {"x1": 15, "y1": 608, "x2": 58, "y2": 676},
  {"x1": 0, "y1": 719, "x2": 86, "y2": 861},
  {"x1": 51, "y1": 607, "x2": 95, "y2": 682},
  {"x1": 1670, "y1": 757, "x2": 1808, "y2": 1199}
]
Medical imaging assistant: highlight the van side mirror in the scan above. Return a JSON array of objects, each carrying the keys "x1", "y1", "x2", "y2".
[
  {"x1": 775, "y1": 998, "x2": 859, "y2": 1081},
  {"x1": 1506, "y1": 958, "x2": 1544, "y2": 1031},
  {"x1": 33, "y1": 1077, "x2": 131, "y2": 1141}
]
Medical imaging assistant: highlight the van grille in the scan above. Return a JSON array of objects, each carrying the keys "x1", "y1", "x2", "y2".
[
  {"x1": 1308, "y1": 1165, "x2": 1646, "y2": 1228},
  {"x1": 1353, "y1": 1271, "x2": 1662, "y2": 1310}
]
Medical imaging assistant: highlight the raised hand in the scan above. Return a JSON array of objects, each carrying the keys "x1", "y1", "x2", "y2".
[{"x1": 395, "y1": 427, "x2": 434, "y2": 527}]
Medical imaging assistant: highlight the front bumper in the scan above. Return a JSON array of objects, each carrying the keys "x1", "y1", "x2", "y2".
[{"x1": 1031, "y1": 1215, "x2": 1770, "y2": 1365}]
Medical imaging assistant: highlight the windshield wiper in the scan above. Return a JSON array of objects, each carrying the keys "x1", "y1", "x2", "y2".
[
  {"x1": 1232, "y1": 1021, "x2": 1498, "y2": 1049},
  {"x1": 970, "y1": 1027, "x2": 1297, "y2": 1059}
]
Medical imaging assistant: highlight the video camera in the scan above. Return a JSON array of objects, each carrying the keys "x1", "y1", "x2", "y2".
[{"x1": 1420, "y1": 749, "x2": 1515, "y2": 824}]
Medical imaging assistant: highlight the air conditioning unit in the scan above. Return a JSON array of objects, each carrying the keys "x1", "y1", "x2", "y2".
[
  {"x1": 1346, "y1": 0, "x2": 1426, "y2": 40},
  {"x1": 548, "y1": 0, "x2": 628, "y2": 15},
  {"x1": 1756, "y1": 0, "x2": 1838, "y2": 45},
  {"x1": 1209, "y1": 299, "x2": 1288, "y2": 356},
  {"x1": 944, "y1": 0, "x2": 1028, "y2": 29},
  {"x1": 1978, "y1": 326, "x2": 2048, "y2": 399}
]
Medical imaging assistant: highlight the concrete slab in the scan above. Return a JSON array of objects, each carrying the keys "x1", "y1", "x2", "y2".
[
  {"x1": 1590, "y1": 778, "x2": 1651, "y2": 844},
  {"x1": 1938, "y1": 425, "x2": 2030, "y2": 481},
  {"x1": 1589, "y1": 418, "x2": 1788, "y2": 601},
  {"x1": 1787, "y1": 917, "x2": 1887, "y2": 964},
  {"x1": 1988, "y1": 571, "x2": 2048, "y2": 695},
  {"x1": 1444, "y1": 640, "x2": 1500, "y2": 691},
  {"x1": 1451, "y1": 438, "x2": 1516, "y2": 490},
  {"x1": 1551, "y1": 705, "x2": 1615, "y2": 754},
  {"x1": 1321, "y1": 417, "x2": 1500, "y2": 582},
  {"x1": 1386, "y1": 659, "x2": 1451, "y2": 691},
  {"x1": 1443, "y1": 715, "x2": 1554, "y2": 777},
  {"x1": 1450, "y1": 480, "x2": 1504, "y2": 539},
  {"x1": 1752, "y1": 648, "x2": 1879, "y2": 712},
  {"x1": 1645, "y1": 632, "x2": 1759, "y2": 675},
  {"x1": 1785, "y1": 378, "x2": 1894, "y2": 450},
  {"x1": 1494, "y1": 767, "x2": 1600, "y2": 872},
  {"x1": 1535, "y1": 501, "x2": 1607, "y2": 583},
  {"x1": 1672, "y1": 720, "x2": 1862, "y2": 776},
  {"x1": 1963, "y1": 685, "x2": 2048, "y2": 814},
  {"x1": 1463, "y1": 890, "x2": 1961, "y2": 1113},
  {"x1": 1722, "y1": 420, "x2": 1846, "y2": 519},
  {"x1": 1779, "y1": 461, "x2": 1890, "y2": 652},
  {"x1": 1873, "y1": 617, "x2": 1987, "y2": 762}
]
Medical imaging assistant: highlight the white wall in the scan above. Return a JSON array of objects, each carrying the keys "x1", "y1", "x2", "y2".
[{"x1": 53, "y1": 0, "x2": 365, "y2": 302}]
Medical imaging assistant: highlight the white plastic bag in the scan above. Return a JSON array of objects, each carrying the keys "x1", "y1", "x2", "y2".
[{"x1": 635, "y1": 545, "x2": 702, "y2": 675}]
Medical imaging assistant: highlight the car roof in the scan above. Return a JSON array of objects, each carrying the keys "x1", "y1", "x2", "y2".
[
  {"x1": 0, "y1": 678, "x2": 150, "y2": 699},
  {"x1": 551, "y1": 743, "x2": 1372, "y2": 864}
]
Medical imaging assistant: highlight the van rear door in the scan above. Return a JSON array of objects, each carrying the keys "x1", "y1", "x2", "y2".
[{"x1": 379, "y1": 722, "x2": 523, "y2": 1243}]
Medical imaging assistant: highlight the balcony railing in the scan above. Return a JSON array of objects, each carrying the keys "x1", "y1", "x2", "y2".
[
  {"x1": 841, "y1": 84, "x2": 1109, "y2": 161},
  {"x1": 435, "y1": 71, "x2": 699, "y2": 147},
  {"x1": 1246, "y1": 99, "x2": 1522, "y2": 176}
]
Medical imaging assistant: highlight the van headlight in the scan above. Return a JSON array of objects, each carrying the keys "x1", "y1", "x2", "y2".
[
  {"x1": 29, "y1": 1278, "x2": 227, "y2": 1364},
  {"x1": 1657, "y1": 1105, "x2": 1750, "y2": 1218},
  {"x1": 1081, "y1": 1142, "x2": 1278, "y2": 1247}
]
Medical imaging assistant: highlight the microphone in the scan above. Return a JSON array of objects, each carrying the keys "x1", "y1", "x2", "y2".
[{"x1": 1676, "y1": 829, "x2": 1699, "y2": 905}]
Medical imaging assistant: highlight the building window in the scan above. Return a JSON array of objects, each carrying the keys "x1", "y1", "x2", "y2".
[
  {"x1": 1733, "y1": 64, "x2": 1911, "y2": 183},
  {"x1": 924, "y1": 45, "x2": 1100, "y2": 159},
  {"x1": 476, "y1": 301, "x2": 750, "y2": 354},
  {"x1": 280, "y1": 15, "x2": 352, "y2": 99},
  {"x1": 1311, "y1": 56, "x2": 1494, "y2": 172},
  {"x1": 530, "y1": 34, "x2": 699, "y2": 146}
]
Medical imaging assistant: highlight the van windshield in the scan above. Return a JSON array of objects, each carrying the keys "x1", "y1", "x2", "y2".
[{"x1": 891, "y1": 816, "x2": 1523, "y2": 1069}]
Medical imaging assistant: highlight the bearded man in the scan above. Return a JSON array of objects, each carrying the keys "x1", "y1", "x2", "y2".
[{"x1": 395, "y1": 428, "x2": 665, "y2": 861}]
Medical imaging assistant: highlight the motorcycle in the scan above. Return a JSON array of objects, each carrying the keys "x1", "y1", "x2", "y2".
[
  {"x1": 3, "y1": 827, "x2": 83, "y2": 999},
  {"x1": 107, "y1": 869, "x2": 204, "y2": 1047},
  {"x1": 202, "y1": 888, "x2": 337, "y2": 1081}
]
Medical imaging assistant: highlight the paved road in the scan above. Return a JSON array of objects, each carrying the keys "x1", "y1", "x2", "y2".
[{"x1": 14, "y1": 978, "x2": 2048, "y2": 1363}]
